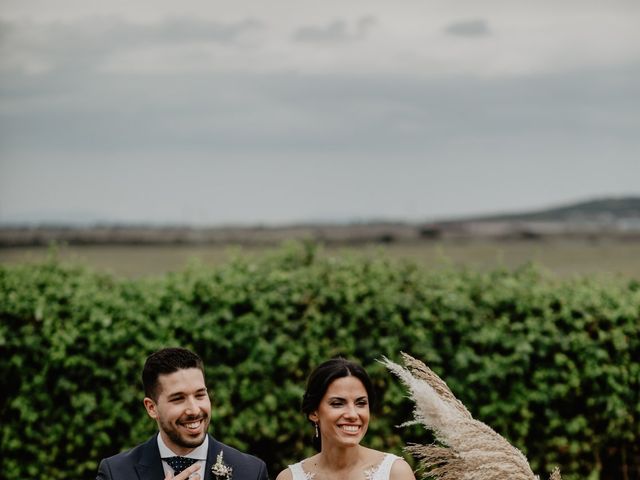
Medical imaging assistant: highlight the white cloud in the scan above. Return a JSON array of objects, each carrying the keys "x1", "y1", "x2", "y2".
[
  {"x1": 2, "y1": 2, "x2": 640, "y2": 77},
  {"x1": 445, "y1": 19, "x2": 491, "y2": 37},
  {"x1": 292, "y1": 16, "x2": 376, "y2": 43},
  {"x1": 0, "y1": 17, "x2": 266, "y2": 76}
]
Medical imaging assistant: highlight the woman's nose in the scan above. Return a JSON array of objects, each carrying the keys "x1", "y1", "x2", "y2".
[{"x1": 344, "y1": 404, "x2": 358, "y2": 418}]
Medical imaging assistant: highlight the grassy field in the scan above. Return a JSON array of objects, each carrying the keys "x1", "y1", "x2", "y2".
[{"x1": 1, "y1": 239, "x2": 639, "y2": 279}]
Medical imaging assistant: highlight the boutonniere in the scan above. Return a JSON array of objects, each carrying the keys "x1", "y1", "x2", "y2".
[{"x1": 211, "y1": 451, "x2": 233, "y2": 480}]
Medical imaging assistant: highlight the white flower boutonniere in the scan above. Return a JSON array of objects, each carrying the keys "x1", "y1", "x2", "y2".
[{"x1": 211, "y1": 451, "x2": 233, "y2": 480}]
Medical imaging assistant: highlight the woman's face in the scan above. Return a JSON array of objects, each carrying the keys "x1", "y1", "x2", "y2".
[{"x1": 309, "y1": 375, "x2": 370, "y2": 449}]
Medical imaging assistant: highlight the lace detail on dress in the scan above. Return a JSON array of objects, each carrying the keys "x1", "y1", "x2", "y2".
[
  {"x1": 288, "y1": 461, "x2": 315, "y2": 480},
  {"x1": 363, "y1": 464, "x2": 379, "y2": 480},
  {"x1": 288, "y1": 454, "x2": 399, "y2": 480},
  {"x1": 366, "y1": 454, "x2": 400, "y2": 480}
]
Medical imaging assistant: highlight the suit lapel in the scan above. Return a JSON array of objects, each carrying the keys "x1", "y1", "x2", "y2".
[
  {"x1": 205, "y1": 434, "x2": 222, "y2": 479},
  {"x1": 135, "y1": 436, "x2": 166, "y2": 480}
]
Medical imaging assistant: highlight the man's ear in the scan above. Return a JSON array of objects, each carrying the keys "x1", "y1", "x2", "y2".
[{"x1": 143, "y1": 397, "x2": 158, "y2": 419}]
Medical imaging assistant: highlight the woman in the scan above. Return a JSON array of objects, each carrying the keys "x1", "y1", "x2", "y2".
[{"x1": 276, "y1": 358, "x2": 415, "y2": 480}]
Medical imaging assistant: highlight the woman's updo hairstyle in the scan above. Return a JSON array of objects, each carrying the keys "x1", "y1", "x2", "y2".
[{"x1": 301, "y1": 358, "x2": 376, "y2": 451}]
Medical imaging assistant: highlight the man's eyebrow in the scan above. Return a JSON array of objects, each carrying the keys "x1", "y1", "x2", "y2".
[
  {"x1": 166, "y1": 392, "x2": 185, "y2": 400},
  {"x1": 166, "y1": 387, "x2": 208, "y2": 398}
]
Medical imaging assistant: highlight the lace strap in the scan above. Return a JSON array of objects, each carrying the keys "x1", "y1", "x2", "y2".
[
  {"x1": 288, "y1": 462, "x2": 315, "y2": 480},
  {"x1": 366, "y1": 454, "x2": 400, "y2": 480}
]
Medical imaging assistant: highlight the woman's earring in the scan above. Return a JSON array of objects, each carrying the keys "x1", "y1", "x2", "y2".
[{"x1": 314, "y1": 422, "x2": 319, "y2": 438}]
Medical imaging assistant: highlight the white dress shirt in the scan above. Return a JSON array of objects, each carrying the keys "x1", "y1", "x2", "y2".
[{"x1": 157, "y1": 433, "x2": 208, "y2": 478}]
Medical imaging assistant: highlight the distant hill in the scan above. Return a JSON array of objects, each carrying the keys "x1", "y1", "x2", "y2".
[
  {"x1": 1, "y1": 196, "x2": 639, "y2": 247},
  {"x1": 419, "y1": 196, "x2": 640, "y2": 240},
  {"x1": 456, "y1": 196, "x2": 640, "y2": 223}
]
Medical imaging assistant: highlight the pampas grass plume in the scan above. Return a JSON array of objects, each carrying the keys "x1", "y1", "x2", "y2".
[{"x1": 383, "y1": 353, "x2": 561, "y2": 480}]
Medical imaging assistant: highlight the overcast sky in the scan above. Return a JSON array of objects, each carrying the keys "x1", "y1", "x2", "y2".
[{"x1": 1, "y1": 0, "x2": 639, "y2": 225}]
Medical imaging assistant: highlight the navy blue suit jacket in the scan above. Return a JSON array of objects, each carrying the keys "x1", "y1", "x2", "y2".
[{"x1": 96, "y1": 434, "x2": 268, "y2": 480}]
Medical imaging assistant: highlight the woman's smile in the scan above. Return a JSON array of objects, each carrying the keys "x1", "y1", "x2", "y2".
[{"x1": 338, "y1": 424, "x2": 362, "y2": 436}]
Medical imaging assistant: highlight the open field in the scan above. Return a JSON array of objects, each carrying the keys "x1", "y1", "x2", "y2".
[{"x1": 1, "y1": 239, "x2": 639, "y2": 279}]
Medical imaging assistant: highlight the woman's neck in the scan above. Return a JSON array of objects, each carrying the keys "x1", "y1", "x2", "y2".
[{"x1": 317, "y1": 444, "x2": 363, "y2": 472}]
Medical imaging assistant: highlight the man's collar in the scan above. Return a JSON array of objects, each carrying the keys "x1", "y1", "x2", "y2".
[{"x1": 156, "y1": 432, "x2": 209, "y2": 460}]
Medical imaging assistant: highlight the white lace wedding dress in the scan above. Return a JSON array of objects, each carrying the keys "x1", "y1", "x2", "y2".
[{"x1": 287, "y1": 453, "x2": 400, "y2": 480}]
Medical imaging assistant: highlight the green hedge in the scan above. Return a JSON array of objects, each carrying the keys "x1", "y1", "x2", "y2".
[{"x1": 1, "y1": 243, "x2": 638, "y2": 480}]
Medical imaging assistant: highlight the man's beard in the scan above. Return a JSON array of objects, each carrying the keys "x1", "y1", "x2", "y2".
[{"x1": 160, "y1": 415, "x2": 209, "y2": 449}]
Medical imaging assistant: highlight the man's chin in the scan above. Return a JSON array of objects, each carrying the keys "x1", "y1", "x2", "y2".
[
  {"x1": 181, "y1": 430, "x2": 207, "y2": 445},
  {"x1": 180, "y1": 436, "x2": 205, "y2": 448},
  {"x1": 166, "y1": 429, "x2": 208, "y2": 450}
]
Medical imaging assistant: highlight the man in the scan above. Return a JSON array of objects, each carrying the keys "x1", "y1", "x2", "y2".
[{"x1": 97, "y1": 347, "x2": 269, "y2": 480}]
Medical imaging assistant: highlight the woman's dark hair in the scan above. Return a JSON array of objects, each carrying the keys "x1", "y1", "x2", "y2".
[{"x1": 301, "y1": 358, "x2": 376, "y2": 451}]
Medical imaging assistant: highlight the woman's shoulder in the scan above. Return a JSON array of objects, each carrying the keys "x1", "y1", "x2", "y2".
[
  {"x1": 388, "y1": 455, "x2": 415, "y2": 480},
  {"x1": 361, "y1": 446, "x2": 389, "y2": 462},
  {"x1": 362, "y1": 448, "x2": 415, "y2": 480}
]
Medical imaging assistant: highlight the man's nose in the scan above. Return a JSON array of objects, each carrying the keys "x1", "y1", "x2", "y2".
[{"x1": 185, "y1": 396, "x2": 199, "y2": 413}]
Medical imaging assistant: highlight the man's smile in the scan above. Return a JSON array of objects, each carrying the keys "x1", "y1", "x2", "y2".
[{"x1": 180, "y1": 416, "x2": 207, "y2": 432}]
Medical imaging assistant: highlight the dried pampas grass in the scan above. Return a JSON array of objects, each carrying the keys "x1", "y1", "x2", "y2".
[{"x1": 382, "y1": 353, "x2": 561, "y2": 480}]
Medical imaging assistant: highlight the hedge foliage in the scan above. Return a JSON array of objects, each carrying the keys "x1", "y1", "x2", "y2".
[{"x1": 1, "y1": 243, "x2": 638, "y2": 480}]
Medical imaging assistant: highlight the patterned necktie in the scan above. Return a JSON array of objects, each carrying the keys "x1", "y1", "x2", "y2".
[{"x1": 164, "y1": 456, "x2": 198, "y2": 475}]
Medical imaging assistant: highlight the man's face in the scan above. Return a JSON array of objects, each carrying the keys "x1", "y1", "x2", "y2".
[{"x1": 143, "y1": 368, "x2": 211, "y2": 455}]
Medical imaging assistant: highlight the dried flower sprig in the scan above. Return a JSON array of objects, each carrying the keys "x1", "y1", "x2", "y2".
[
  {"x1": 211, "y1": 451, "x2": 233, "y2": 480},
  {"x1": 382, "y1": 353, "x2": 562, "y2": 480}
]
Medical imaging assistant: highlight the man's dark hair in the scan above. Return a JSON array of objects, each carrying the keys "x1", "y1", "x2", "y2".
[{"x1": 142, "y1": 347, "x2": 205, "y2": 400}]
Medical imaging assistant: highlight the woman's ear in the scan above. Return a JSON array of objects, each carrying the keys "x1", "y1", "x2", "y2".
[{"x1": 308, "y1": 411, "x2": 318, "y2": 423}]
